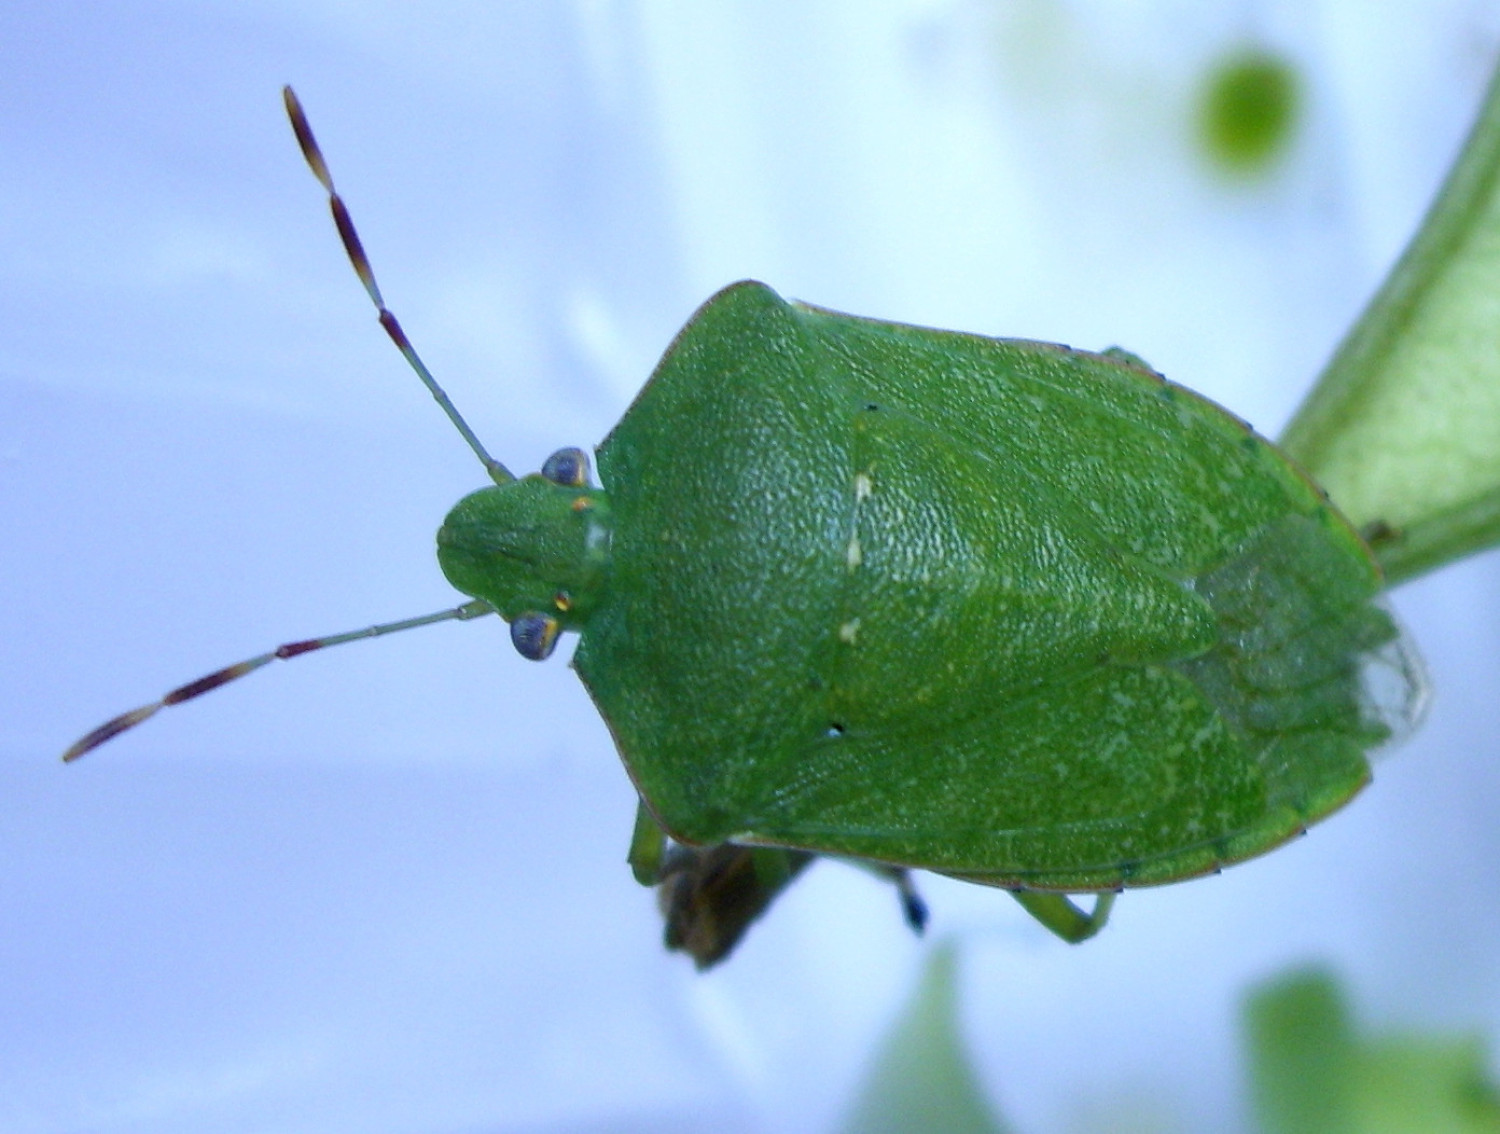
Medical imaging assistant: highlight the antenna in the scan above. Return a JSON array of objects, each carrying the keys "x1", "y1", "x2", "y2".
[
  {"x1": 63, "y1": 600, "x2": 495, "y2": 761},
  {"x1": 283, "y1": 86, "x2": 514, "y2": 485},
  {"x1": 63, "y1": 86, "x2": 526, "y2": 761}
]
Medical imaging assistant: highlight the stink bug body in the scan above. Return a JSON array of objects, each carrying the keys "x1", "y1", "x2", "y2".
[{"x1": 66, "y1": 88, "x2": 1425, "y2": 967}]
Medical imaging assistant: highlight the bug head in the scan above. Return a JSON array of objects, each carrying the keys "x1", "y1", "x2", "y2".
[{"x1": 436, "y1": 452, "x2": 612, "y2": 661}]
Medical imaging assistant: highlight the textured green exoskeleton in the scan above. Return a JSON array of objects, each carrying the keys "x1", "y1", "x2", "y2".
[
  {"x1": 440, "y1": 280, "x2": 1421, "y2": 962},
  {"x1": 68, "y1": 91, "x2": 1424, "y2": 969}
]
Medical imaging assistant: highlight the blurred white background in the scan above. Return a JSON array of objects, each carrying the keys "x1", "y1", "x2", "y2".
[{"x1": 4, "y1": 3, "x2": 1500, "y2": 1132}]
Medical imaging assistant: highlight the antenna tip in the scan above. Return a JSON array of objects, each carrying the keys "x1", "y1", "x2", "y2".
[{"x1": 62, "y1": 702, "x2": 163, "y2": 763}]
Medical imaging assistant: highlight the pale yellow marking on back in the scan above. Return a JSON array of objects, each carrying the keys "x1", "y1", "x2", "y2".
[
  {"x1": 846, "y1": 536, "x2": 863, "y2": 572},
  {"x1": 839, "y1": 618, "x2": 861, "y2": 644}
]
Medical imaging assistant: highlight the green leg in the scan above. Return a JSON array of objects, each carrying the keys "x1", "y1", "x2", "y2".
[
  {"x1": 627, "y1": 797, "x2": 668, "y2": 885},
  {"x1": 1009, "y1": 890, "x2": 1116, "y2": 943}
]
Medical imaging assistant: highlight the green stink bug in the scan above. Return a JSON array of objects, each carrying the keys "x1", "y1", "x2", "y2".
[{"x1": 65, "y1": 88, "x2": 1425, "y2": 968}]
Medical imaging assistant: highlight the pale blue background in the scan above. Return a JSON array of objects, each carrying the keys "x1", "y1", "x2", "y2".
[{"x1": 4, "y1": 3, "x2": 1500, "y2": 1132}]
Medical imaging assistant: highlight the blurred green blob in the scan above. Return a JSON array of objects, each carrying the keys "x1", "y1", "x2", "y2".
[
  {"x1": 840, "y1": 943, "x2": 1010, "y2": 1134},
  {"x1": 1244, "y1": 968, "x2": 1359, "y2": 1133},
  {"x1": 1197, "y1": 48, "x2": 1300, "y2": 175},
  {"x1": 1243, "y1": 967, "x2": 1500, "y2": 1134}
]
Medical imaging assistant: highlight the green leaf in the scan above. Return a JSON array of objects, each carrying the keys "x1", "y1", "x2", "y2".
[
  {"x1": 1243, "y1": 968, "x2": 1359, "y2": 1134},
  {"x1": 1353, "y1": 1035, "x2": 1500, "y2": 1134},
  {"x1": 1243, "y1": 967, "x2": 1500, "y2": 1134},
  {"x1": 1279, "y1": 64, "x2": 1500, "y2": 586},
  {"x1": 840, "y1": 942, "x2": 1010, "y2": 1134}
]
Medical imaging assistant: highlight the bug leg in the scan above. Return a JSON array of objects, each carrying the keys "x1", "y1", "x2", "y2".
[
  {"x1": 1008, "y1": 890, "x2": 1116, "y2": 944},
  {"x1": 857, "y1": 864, "x2": 929, "y2": 935},
  {"x1": 654, "y1": 843, "x2": 814, "y2": 968},
  {"x1": 627, "y1": 798, "x2": 668, "y2": 885},
  {"x1": 627, "y1": 800, "x2": 816, "y2": 967}
]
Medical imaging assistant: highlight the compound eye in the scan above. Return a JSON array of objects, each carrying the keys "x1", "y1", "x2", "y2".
[
  {"x1": 541, "y1": 447, "x2": 591, "y2": 487},
  {"x1": 510, "y1": 612, "x2": 561, "y2": 661}
]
